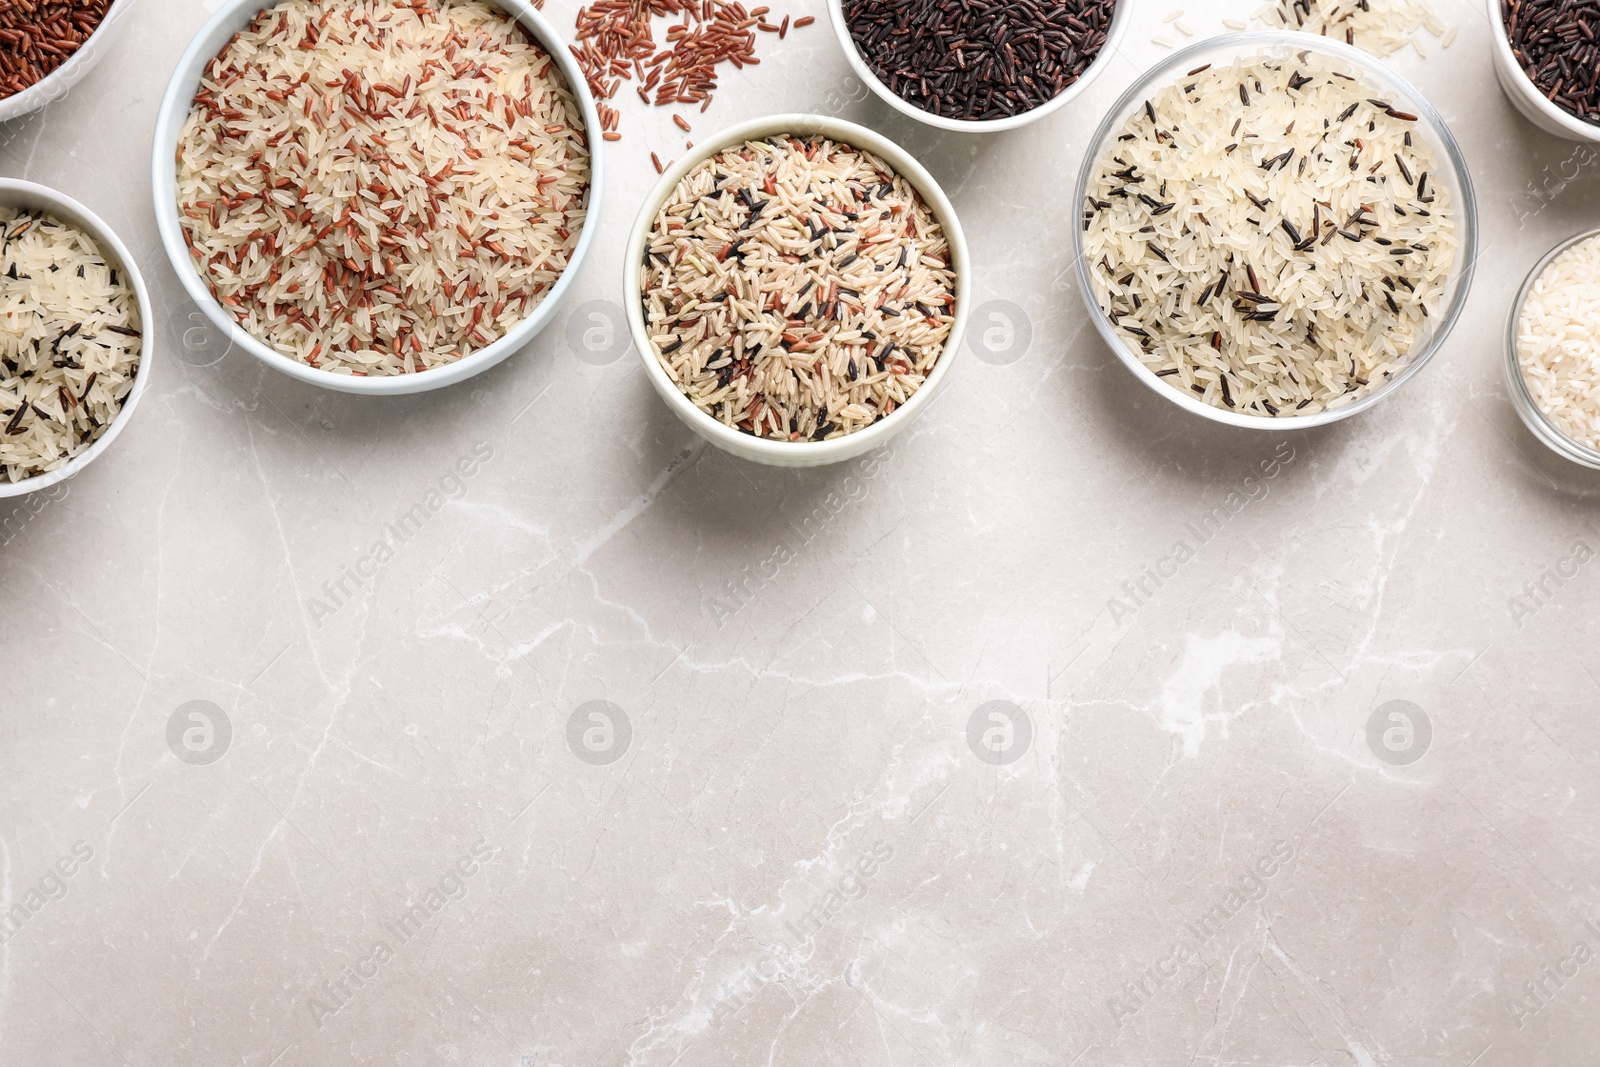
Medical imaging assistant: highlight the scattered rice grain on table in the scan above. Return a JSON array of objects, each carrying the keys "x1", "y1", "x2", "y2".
[
  {"x1": 1254, "y1": 0, "x2": 1447, "y2": 58},
  {"x1": 643, "y1": 136, "x2": 956, "y2": 441},
  {"x1": 1517, "y1": 234, "x2": 1600, "y2": 451},
  {"x1": 176, "y1": 0, "x2": 591, "y2": 376},
  {"x1": 1082, "y1": 53, "x2": 1458, "y2": 416},
  {"x1": 572, "y1": 0, "x2": 814, "y2": 141},
  {"x1": 0, "y1": 208, "x2": 141, "y2": 482}
]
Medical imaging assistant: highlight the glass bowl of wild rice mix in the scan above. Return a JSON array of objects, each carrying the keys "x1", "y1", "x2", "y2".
[
  {"x1": 151, "y1": 0, "x2": 602, "y2": 395},
  {"x1": 626, "y1": 115, "x2": 971, "y2": 468},
  {"x1": 1073, "y1": 33, "x2": 1477, "y2": 429},
  {"x1": 0, "y1": 179, "x2": 154, "y2": 497}
]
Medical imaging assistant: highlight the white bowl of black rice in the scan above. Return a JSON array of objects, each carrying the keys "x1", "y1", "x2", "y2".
[
  {"x1": 827, "y1": 0, "x2": 1130, "y2": 133},
  {"x1": 0, "y1": 178, "x2": 153, "y2": 497},
  {"x1": 150, "y1": 0, "x2": 603, "y2": 396},
  {"x1": 1490, "y1": 0, "x2": 1600, "y2": 143},
  {"x1": 625, "y1": 114, "x2": 971, "y2": 468}
]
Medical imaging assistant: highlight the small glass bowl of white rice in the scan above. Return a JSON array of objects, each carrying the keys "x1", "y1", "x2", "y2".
[
  {"x1": 1071, "y1": 32, "x2": 1478, "y2": 430},
  {"x1": 1507, "y1": 228, "x2": 1600, "y2": 470}
]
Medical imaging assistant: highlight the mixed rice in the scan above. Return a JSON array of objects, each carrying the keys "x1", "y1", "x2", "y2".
[
  {"x1": 642, "y1": 136, "x2": 957, "y2": 441},
  {"x1": 0, "y1": 208, "x2": 141, "y2": 482},
  {"x1": 1082, "y1": 52, "x2": 1458, "y2": 416},
  {"x1": 176, "y1": 0, "x2": 591, "y2": 376}
]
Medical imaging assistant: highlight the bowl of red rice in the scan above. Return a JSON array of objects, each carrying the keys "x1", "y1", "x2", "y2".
[
  {"x1": 624, "y1": 114, "x2": 971, "y2": 468},
  {"x1": 0, "y1": 0, "x2": 135, "y2": 125},
  {"x1": 150, "y1": 0, "x2": 603, "y2": 395},
  {"x1": 0, "y1": 178, "x2": 153, "y2": 498}
]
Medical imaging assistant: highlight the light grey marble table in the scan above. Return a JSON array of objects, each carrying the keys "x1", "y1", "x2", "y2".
[{"x1": 2, "y1": 0, "x2": 1598, "y2": 1063}]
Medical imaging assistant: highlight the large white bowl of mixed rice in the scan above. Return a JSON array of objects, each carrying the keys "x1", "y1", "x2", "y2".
[
  {"x1": 150, "y1": 0, "x2": 603, "y2": 395},
  {"x1": 0, "y1": 179, "x2": 153, "y2": 497},
  {"x1": 625, "y1": 114, "x2": 971, "y2": 468}
]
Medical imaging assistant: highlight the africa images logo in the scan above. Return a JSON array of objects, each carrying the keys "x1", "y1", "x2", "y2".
[
  {"x1": 967, "y1": 700, "x2": 1033, "y2": 766},
  {"x1": 567, "y1": 700, "x2": 631, "y2": 766}
]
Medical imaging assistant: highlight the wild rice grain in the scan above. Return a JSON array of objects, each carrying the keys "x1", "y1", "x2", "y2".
[
  {"x1": 1254, "y1": 0, "x2": 1449, "y2": 59},
  {"x1": 643, "y1": 136, "x2": 957, "y2": 441},
  {"x1": 1502, "y1": 0, "x2": 1600, "y2": 125}
]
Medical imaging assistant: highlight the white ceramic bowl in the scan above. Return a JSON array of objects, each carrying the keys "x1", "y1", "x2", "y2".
[
  {"x1": 826, "y1": 0, "x2": 1130, "y2": 133},
  {"x1": 149, "y1": 0, "x2": 603, "y2": 396},
  {"x1": 1072, "y1": 32, "x2": 1479, "y2": 431},
  {"x1": 1505, "y1": 227, "x2": 1600, "y2": 470},
  {"x1": 624, "y1": 114, "x2": 971, "y2": 468},
  {"x1": 0, "y1": 0, "x2": 135, "y2": 125},
  {"x1": 1489, "y1": 0, "x2": 1600, "y2": 142},
  {"x1": 0, "y1": 179, "x2": 154, "y2": 499}
]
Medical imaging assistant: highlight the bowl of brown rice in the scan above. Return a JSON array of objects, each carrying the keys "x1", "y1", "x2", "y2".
[
  {"x1": 1073, "y1": 33, "x2": 1477, "y2": 429},
  {"x1": 150, "y1": 0, "x2": 602, "y2": 395},
  {"x1": 0, "y1": 179, "x2": 153, "y2": 497},
  {"x1": 625, "y1": 114, "x2": 970, "y2": 468}
]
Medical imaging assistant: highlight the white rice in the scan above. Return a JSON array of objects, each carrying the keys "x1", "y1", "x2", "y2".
[
  {"x1": 176, "y1": 0, "x2": 590, "y2": 376},
  {"x1": 0, "y1": 208, "x2": 141, "y2": 482},
  {"x1": 1082, "y1": 53, "x2": 1458, "y2": 416},
  {"x1": 1517, "y1": 234, "x2": 1600, "y2": 451},
  {"x1": 642, "y1": 137, "x2": 957, "y2": 442},
  {"x1": 1253, "y1": 0, "x2": 1448, "y2": 58}
]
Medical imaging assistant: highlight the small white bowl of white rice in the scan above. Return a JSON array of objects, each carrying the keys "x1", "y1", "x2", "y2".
[
  {"x1": 0, "y1": 178, "x2": 153, "y2": 498},
  {"x1": 149, "y1": 0, "x2": 604, "y2": 396},
  {"x1": 1073, "y1": 32, "x2": 1478, "y2": 430}
]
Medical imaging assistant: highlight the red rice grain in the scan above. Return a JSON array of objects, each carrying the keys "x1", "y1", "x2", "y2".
[
  {"x1": 0, "y1": 0, "x2": 115, "y2": 98},
  {"x1": 568, "y1": 0, "x2": 810, "y2": 141}
]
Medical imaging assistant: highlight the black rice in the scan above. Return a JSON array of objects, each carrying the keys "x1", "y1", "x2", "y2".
[
  {"x1": 1503, "y1": 0, "x2": 1600, "y2": 124},
  {"x1": 841, "y1": 0, "x2": 1118, "y2": 121}
]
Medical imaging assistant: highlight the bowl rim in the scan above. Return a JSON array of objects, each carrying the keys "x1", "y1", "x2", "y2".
[
  {"x1": 1071, "y1": 30, "x2": 1480, "y2": 430},
  {"x1": 823, "y1": 0, "x2": 1132, "y2": 133},
  {"x1": 0, "y1": 0, "x2": 135, "y2": 122},
  {"x1": 1488, "y1": 0, "x2": 1600, "y2": 143},
  {"x1": 148, "y1": 0, "x2": 604, "y2": 396},
  {"x1": 0, "y1": 178, "x2": 155, "y2": 499},
  {"x1": 1504, "y1": 226, "x2": 1600, "y2": 470},
  {"x1": 622, "y1": 112, "x2": 971, "y2": 462}
]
